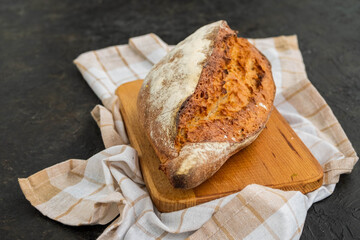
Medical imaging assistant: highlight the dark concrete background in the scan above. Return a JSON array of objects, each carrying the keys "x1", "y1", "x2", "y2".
[{"x1": 1, "y1": 0, "x2": 359, "y2": 239}]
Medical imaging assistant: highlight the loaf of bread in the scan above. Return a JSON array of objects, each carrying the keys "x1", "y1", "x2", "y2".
[{"x1": 137, "y1": 20, "x2": 275, "y2": 189}]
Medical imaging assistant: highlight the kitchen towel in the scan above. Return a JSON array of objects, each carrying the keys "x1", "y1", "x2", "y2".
[{"x1": 19, "y1": 31, "x2": 358, "y2": 240}]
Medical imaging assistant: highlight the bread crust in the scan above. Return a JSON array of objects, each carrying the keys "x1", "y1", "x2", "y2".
[{"x1": 137, "y1": 20, "x2": 275, "y2": 189}]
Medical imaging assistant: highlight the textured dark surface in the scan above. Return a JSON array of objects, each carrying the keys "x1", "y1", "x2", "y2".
[{"x1": 0, "y1": 0, "x2": 359, "y2": 239}]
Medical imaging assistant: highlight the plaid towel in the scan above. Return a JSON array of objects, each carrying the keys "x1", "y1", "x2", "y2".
[{"x1": 19, "y1": 33, "x2": 358, "y2": 240}]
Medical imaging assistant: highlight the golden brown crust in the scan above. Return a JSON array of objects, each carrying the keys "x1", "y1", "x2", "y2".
[
  {"x1": 137, "y1": 21, "x2": 224, "y2": 163},
  {"x1": 175, "y1": 28, "x2": 275, "y2": 151},
  {"x1": 137, "y1": 20, "x2": 276, "y2": 189}
]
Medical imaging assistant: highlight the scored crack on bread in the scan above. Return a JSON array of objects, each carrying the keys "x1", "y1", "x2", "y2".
[{"x1": 137, "y1": 20, "x2": 276, "y2": 189}]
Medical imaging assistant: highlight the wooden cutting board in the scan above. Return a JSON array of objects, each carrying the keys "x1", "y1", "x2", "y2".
[{"x1": 116, "y1": 80, "x2": 323, "y2": 213}]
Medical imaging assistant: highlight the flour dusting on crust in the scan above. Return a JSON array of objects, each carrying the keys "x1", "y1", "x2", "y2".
[
  {"x1": 138, "y1": 21, "x2": 227, "y2": 159},
  {"x1": 137, "y1": 20, "x2": 275, "y2": 189}
]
